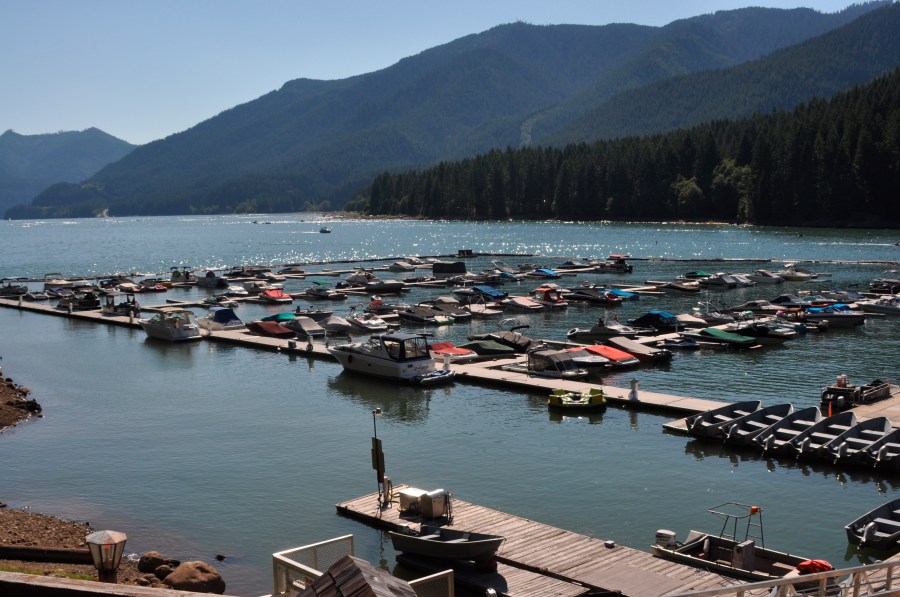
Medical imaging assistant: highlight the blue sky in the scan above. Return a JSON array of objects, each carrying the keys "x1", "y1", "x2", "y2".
[{"x1": 2, "y1": 1, "x2": 857, "y2": 145}]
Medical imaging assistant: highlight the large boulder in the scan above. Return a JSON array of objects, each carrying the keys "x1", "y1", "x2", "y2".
[
  {"x1": 138, "y1": 551, "x2": 166, "y2": 573},
  {"x1": 162, "y1": 561, "x2": 226, "y2": 594}
]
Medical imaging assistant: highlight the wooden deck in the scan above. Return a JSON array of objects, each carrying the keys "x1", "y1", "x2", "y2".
[{"x1": 337, "y1": 487, "x2": 748, "y2": 597}]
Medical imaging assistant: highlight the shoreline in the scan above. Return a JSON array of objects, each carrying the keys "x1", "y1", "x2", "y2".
[{"x1": 0, "y1": 371, "x2": 41, "y2": 431}]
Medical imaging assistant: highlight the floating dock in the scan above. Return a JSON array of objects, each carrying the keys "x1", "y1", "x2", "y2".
[{"x1": 337, "y1": 487, "x2": 748, "y2": 597}]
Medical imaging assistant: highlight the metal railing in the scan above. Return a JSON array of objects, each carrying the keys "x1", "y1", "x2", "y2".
[
  {"x1": 271, "y1": 534, "x2": 452, "y2": 597},
  {"x1": 272, "y1": 534, "x2": 355, "y2": 594},
  {"x1": 667, "y1": 558, "x2": 900, "y2": 597}
]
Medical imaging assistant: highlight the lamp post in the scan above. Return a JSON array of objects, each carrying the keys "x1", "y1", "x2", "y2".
[
  {"x1": 371, "y1": 408, "x2": 386, "y2": 507},
  {"x1": 85, "y1": 529, "x2": 127, "y2": 583}
]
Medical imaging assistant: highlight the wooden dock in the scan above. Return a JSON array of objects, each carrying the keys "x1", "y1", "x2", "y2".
[{"x1": 337, "y1": 487, "x2": 747, "y2": 597}]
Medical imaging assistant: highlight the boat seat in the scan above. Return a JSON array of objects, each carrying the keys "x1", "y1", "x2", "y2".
[
  {"x1": 831, "y1": 425, "x2": 852, "y2": 431},
  {"x1": 418, "y1": 534, "x2": 442, "y2": 540},
  {"x1": 846, "y1": 437, "x2": 877, "y2": 446},
  {"x1": 874, "y1": 518, "x2": 900, "y2": 530},
  {"x1": 811, "y1": 432, "x2": 839, "y2": 441},
  {"x1": 861, "y1": 429, "x2": 888, "y2": 437},
  {"x1": 746, "y1": 420, "x2": 770, "y2": 429}
]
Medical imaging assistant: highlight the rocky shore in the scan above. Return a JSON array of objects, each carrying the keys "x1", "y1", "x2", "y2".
[{"x1": 0, "y1": 371, "x2": 42, "y2": 431}]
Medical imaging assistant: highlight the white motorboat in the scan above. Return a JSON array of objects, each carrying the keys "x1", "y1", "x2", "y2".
[
  {"x1": 139, "y1": 308, "x2": 202, "y2": 341},
  {"x1": 320, "y1": 315, "x2": 352, "y2": 334},
  {"x1": 747, "y1": 270, "x2": 785, "y2": 284},
  {"x1": 340, "y1": 270, "x2": 406, "y2": 294},
  {"x1": 500, "y1": 296, "x2": 544, "y2": 312},
  {"x1": 347, "y1": 311, "x2": 390, "y2": 332},
  {"x1": 306, "y1": 282, "x2": 348, "y2": 301},
  {"x1": 567, "y1": 318, "x2": 654, "y2": 342},
  {"x1": 856, "y1": 295, "x2": 900, "y2": 316},
  {"x1": 327, "y1": 332, "x2": 454, "y2": 385}
]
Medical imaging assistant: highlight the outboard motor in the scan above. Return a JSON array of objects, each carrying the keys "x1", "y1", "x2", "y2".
[{"x1": 655, "y1": 529, "x2": 678, "y2": 548}]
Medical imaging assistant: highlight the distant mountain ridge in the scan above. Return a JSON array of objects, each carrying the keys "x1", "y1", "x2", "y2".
[
  {"x1": 6, "y1": 1, "x2": 894, "y2": 219},
  {"x1": 0, "y1": 128, "x2": 135, "y2": 216}
]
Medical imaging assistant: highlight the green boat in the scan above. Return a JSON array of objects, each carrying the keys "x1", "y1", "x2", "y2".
[
  {"x1": 548, "y1": 388, "x2": 607, "y2": 411},
  {"x1": 686, "y1": 327, "x2": 759, "y2": 348}
]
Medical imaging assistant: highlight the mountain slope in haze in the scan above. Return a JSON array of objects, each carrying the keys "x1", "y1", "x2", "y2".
[
  {"x1": 7, "y1": 2, "x2": 890, "y2": 219},
  {"x1": 545, "y1": 2, "x2": 900, "y2": 143},
  {"x1": 0, "y1": 128, "x2": 135, "y2": 215}
]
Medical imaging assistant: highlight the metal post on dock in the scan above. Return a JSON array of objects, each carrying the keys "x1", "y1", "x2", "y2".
[{"x1": 629, "y1": 378, "x2": 639, "y2": 401}]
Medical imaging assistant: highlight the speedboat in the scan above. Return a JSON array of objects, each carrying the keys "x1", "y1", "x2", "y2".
[
  {"x1": 566, "y1": 318, "x2": 654, "y2": 342},
  {"x1": 319, "y1": 315, "x2": 351, "y2": 335},
  {"x1": 0, "y1": 278, "x2": 28, "y2": 297},
  {"x1": 347, "y1": 311, "x2": 390, "y2": 332},
  {"x1": 258, "y1": 288, "x2": 293, "y2": 304},
  {"x1": 339, "y1": 270, "x2": 405, "y2": 294},
  {"x1": 628, "y1": 310, "x2": 683, "y2": 333},
  {"x1": 398, "y1": 305, "x2": 453, "y2": 326},
  {"x1": 293, "y1": 306, "x2": 333, "y2": 321},
  {"x1": 652, "y1": 502, "x2": 818, "y2": 582},
  {"x1": 570, "y1": 345, "x2": 639, "y2": 368},
  {"x1": 500, "y1": 348, "x2": 588, "y2": 379},
  {"x1": 562, "y1": 287, "x2": 624, "y2": 305},
  {"x1": 605, "y1": 336, "x2": 672, "y2": 363},
  {"x1": 855, "y1": 295, "x2": 900, "y2": 315},
  {"x1": 802, "y1": 304, "x2": 866, "y2": 327},
  {"x1": 500, "y1": 296, "x2": 544, "y2": 312},
  {"x1": 327, "y1": 332, "x2": 455, "y2": 385},
  {"x1": 365, "y1": 297, "x2": 411, "y2": 314},
  {"x1": 721, "y1": 320, "x2": 797, "y2": 344},
  {"x1": 747, "y1": 270, "x2": 785, "y2": 284},
  {"x1": 284, "y1": 316, "x2": 326, "y2": 339},
  {"x1": 428, "y1": 341, "x2": 479, "y2": 363},
  {"x1": 139, "y1": 308, "x2": 203, "y2": 341},
  {"x1": 198, "y1": 306, "x2": 245, "y2": 332},
  {"x1": 530, "y1": 285, "x2": 568, "y2": 309},
  {"x1": 100, "y1": 291, "x2": 141, "y2": 317},
  {"x1": 306, "y1": 282, "x2": 348, "y2": 300}
]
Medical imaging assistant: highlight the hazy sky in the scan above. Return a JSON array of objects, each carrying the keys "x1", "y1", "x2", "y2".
[{"x1": 2, "y1": 0, "x2": 858, "y2": 145}]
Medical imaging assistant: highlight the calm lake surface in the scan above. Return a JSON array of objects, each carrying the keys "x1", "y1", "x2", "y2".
[{"x1": 2, "y1": 215, "x2": 900, "y2": 596}]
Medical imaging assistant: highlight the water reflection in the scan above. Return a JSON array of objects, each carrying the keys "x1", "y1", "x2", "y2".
[
  {"x1": 326, "y1": 373, "x2": 434, "y2": 423},
  {"x1": 547, "y1": 409, "x2": 606, "y2": 425}
]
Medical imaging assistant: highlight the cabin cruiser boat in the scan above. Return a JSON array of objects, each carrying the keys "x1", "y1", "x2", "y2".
[
  {"x1": 139, "y1": 308, "x2": 202, "y2": 341},
  {"x1": 327, "y1": 333, "x2": 455, "y2": 385}
]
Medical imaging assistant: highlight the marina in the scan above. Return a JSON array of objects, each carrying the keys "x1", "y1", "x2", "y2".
[{"x1": 4, "y1": 216, "x2": 900, "y2": 595}]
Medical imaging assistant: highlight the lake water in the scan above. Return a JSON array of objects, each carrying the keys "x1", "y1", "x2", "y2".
[{"x1": 2, "y1": 215, "x2": 900, "y2": 596}]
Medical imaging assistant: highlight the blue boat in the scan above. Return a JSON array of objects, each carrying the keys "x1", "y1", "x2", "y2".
[{"x1": 628, "y1": 309, "x2": 682, "y2": 332}]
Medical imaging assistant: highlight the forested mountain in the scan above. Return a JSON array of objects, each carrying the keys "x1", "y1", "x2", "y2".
[
  {"x1": 0, "y1": 128, "x2": 134, "y2": 215},
  {"x1": 360, "y1": 67, "x2": 900, "y2": 227},
  {"x1": 5, "y1": 2, "x2": 893, "y2": 219}
]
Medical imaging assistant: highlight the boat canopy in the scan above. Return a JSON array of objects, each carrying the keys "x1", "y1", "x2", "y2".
[
  {"x1": 262, "y1": 311, "x2": 296, "y2": 322},
  {"x1": 472, "y1": 285, "x2": 507, "y2": 300},
  {"x1": 210, "y1": 307, "x2": 241, "y2": 325}
]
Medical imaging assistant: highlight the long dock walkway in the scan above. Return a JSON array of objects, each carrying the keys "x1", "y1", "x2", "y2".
[{"x1": 337, "y1": 487, "x2": 751, "y2": 597}]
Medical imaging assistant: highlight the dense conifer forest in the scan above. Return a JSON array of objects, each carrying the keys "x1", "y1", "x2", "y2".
[{"x1": 355, "y1": 68, "x2": 900, "y2": 227}]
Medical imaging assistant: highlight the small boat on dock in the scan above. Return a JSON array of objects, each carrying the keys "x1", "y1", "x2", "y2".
[
  {"x1": 827, "y1": 416, "x2": 893, "y2": 466},
  {"x1": 245, "y1": 320, "x2": 296, "y2": 338},
  {"x1": 753, "y1": 406, "x2": 823, "y2": 455},
  {"x1": 786, "y1": 411, "x2": 858, "y2": 460},
  {"x1": 845, "y1": 497, "x2": 900, "y2": 550},
  {"x1": 651, "y1": 502, "x2": 818, "y2": 582},
  {"x1": 864, "y1": 427, "x2": 900, "y2": 469},
  {"x1": 722, "y1": 403, "x2": 794, "y2": 447},
  {"x1": 388, "y1": 525, "x2": 504, "y2": 563},
  {"x1": 685, "y1": 400, "x2": 762, "y2": 439},
  {"x1": 284, "y1": 316, "x2": 327, "y2": 339}
]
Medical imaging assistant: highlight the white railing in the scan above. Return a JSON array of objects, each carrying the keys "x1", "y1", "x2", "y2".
[
  {"x1": 271, "y1": 534, "x2": 452, "y2": 597},
  {"x1": 272, "y1": 534, "x2": 354, "y2": 594},
  {"x1": 666, "y1": 558, "x2": 900, "y2": 597}
]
